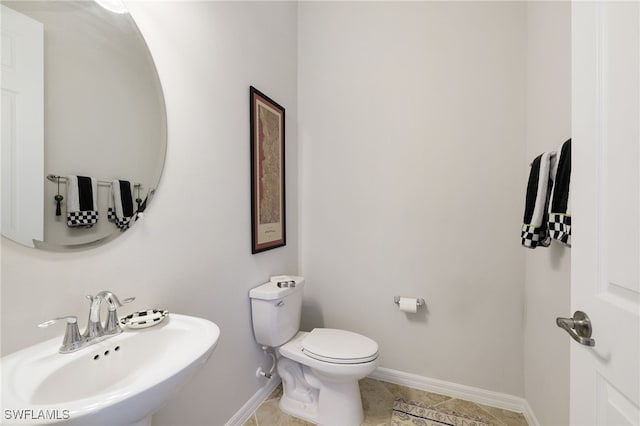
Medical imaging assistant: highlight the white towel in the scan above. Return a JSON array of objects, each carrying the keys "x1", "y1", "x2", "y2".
[
  {"x1": 548, "y1": 139, "x2": 571, "y2": 247},
  {"x1": 521, "y1": 153, "x2": 553, "y2": 248},
  {"x1": 66, "y1": 175, "x2": 98, "y2": 228},
  {"x1": 108, "y1": 180, "x2": 136, "y2": 230}
]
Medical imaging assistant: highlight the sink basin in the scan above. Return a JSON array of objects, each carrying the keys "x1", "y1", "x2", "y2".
[{"x1": 1, "y1": 314, "x2": 220, "y2": 425}]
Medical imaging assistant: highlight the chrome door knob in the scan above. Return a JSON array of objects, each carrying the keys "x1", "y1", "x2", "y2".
[{"x1": 556, "y1": 310, "x2": 595, "y2": 347}]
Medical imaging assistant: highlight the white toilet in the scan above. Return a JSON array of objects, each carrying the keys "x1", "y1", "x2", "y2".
[{"x1": 249, "y1": 276, "x2": 379, "y2": 426}]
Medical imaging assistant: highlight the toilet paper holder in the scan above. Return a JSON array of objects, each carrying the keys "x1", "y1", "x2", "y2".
[{"x1": 393, "y1": 296, "x2": 425, "y2": 308}]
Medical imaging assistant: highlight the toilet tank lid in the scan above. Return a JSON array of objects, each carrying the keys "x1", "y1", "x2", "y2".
[{"x1": 249, "y1": 276, "x2": 305, "y2": 300}]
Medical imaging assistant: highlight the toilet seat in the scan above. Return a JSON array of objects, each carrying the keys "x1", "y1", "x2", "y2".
[{"x1": 301, "y1": 328, "x2": 378, "y2": 364}]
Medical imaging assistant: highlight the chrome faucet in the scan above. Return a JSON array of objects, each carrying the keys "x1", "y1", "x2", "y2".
[{"x1": 39, "y1": 291, "x2": 135, "y2": 353}]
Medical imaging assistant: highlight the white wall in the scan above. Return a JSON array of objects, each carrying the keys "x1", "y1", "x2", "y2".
[
  {"x1": 0, "y1": 2, "x2": 298, "y2": 425},
  {"x1": 524, "y1": 2, "x2": 571, "y2": 425},
  {"x1": 298, "y1": 1, "x2": 527, "y2": 396}
]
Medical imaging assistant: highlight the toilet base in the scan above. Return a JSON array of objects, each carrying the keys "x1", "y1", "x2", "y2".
[
  {"x1": 278, "y1": 360, "x2": 364, "y2": 426},
  {"x1": 279, "y1": 381, "x2": 364, "y2": 426}
]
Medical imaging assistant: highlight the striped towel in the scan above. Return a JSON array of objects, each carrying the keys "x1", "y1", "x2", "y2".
[
  {"x1": 548, "y1": 139, "x2": 571, "y2": 247},
  {"x1": 66, "y1": 175, "x2": 98, "y2": 228},
  {"x1": 521, "y1": 153, "x2": 553, "y2": 248},
  {"x1": 108, "y1": 180, "x2": 136, "y2": 230}
]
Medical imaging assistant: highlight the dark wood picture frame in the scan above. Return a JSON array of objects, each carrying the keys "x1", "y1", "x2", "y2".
[{"x1": 250, "y1": 86, "x2": 286, "y2": 253}]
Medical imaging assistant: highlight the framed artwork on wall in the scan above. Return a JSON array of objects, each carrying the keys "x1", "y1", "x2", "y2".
[{"x1": 249, "y1": 86, "x2": 286, "y2": 253}]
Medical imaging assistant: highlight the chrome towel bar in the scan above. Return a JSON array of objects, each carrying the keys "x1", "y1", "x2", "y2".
[{"x1": 47, "y1": 174, "x2": 141, "y2": 188}]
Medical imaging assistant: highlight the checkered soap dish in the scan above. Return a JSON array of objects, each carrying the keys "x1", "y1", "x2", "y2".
[{"x1": 120, "y1": 309, "x2": 168, "y2": 329}]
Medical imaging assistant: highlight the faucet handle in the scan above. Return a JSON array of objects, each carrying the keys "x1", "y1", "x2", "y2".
[
  {"x1": 108, "y1": 295, "x2": 135, "y2": 310},
  {"x1": 103, "y1": 295, "x2": 135, "y2": 335},
  {"x1": 38, "y1": 316, "x2": 84, "y2": 353},
  {"x1": 38, "y1": 315, "x2": 78, "y2": 328},
  {"x1": 97, "y1": 291, "x2": 135, "y2": 310}
]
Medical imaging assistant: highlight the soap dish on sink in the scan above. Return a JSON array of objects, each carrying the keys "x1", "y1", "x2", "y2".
[{"x1": 120, "y1": 309, "x2": 168, "y2": 329}]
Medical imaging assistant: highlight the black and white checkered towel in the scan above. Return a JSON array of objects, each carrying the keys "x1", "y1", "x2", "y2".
[
  {"x1": 66, "y1": 175, "x2": 98, "y2": 227},
  {"x1": 108, "y1": 180, "x2": 136, "y2": 230},
  {"x1": 521, "y1": 152, "x2": 553, "y2": 248},
  {"x1": 548, "y1": 139, "x2": 571, "y2": 247}
]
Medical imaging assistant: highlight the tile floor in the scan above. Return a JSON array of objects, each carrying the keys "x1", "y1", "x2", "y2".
[{"x1": 244, "y1": 378, "x2": 529, "y2": 426}]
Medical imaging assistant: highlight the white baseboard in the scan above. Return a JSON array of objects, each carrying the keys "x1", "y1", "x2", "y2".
[
  {"x1": 225, "y1": 374, "x2": 282, "y2": 426},
  {"x1": 520, "y1": 399, "x2": 541, "y2": 426},
  {"x1": 369, "y1": 367, "x2": 540, "y2": 426}
]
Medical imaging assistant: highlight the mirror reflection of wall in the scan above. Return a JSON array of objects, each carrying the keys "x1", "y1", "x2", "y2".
[{"x1": 1, "y1": 1, "x2": 166, "y2": 250}]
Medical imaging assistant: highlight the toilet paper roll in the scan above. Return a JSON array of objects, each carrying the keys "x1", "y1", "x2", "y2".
[{"x1": 398, "y1": 297, "x2": 418, "y2": 313}]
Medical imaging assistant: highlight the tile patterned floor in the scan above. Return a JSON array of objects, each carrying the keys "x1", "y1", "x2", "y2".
[{"x1": 244, "y1": 378, "x2": 529, "y2": 426}]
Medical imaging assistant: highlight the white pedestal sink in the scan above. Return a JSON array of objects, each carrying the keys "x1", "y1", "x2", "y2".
[{"x1": 1, "y1": 314, "x2": 220, "y2": 425}]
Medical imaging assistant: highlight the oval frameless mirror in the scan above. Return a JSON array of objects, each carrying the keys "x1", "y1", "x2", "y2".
[{"x1": 1, "y1": 0, "x2": 166, "y2": 251}]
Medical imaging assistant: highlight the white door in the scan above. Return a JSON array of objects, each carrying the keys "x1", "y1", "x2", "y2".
[
  {"x1": 1, "y1": 5, "x2": 44, "y2": 247},
  {"x1": 570, "y1": 1, "x2": 640, "y2": 425}
]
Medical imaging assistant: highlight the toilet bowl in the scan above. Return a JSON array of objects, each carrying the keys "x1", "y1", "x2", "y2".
[
  {"x1": 249, "y1": 277, "x2": 379, "y2": 426},
  {"x1": 278, "y1": 330, "x2": 378, "y2": 425}
]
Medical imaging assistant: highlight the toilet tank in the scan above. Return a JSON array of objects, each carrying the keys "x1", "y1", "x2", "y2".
[{"x1": 249, "y1": 276, "x2": 305, "y2": 347}]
